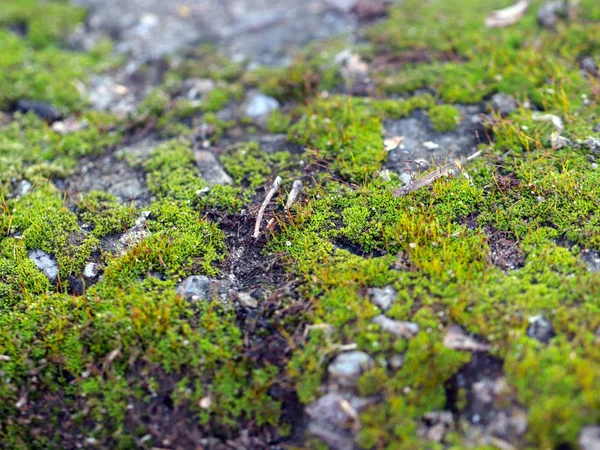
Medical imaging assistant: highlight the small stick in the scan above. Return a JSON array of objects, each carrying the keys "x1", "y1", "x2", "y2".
[
  {"x1": 285, "y1": 180, "x2": 303, "y2": 210},
  {"x1": 253, "y1": 176, "x2": 282, "y2": 238},
  {"x1": 393, "y1": 150, "x2": 482, "y2": 197}
]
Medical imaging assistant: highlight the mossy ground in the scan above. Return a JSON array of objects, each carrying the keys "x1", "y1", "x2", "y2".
[{"x1": 0, "y1": 0, "x2": 599, "y2": 449}]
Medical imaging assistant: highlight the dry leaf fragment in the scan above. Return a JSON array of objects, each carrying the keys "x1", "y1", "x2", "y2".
[
  {"x1": 485, "y1": 0, "x2": 530, "y2": 28},
  {"x1": 384, "y1": 136, "x2": 404, "y2": 151}
]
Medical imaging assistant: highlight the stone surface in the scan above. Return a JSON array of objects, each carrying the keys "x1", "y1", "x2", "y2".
[
  {"x1": 389, "y1": 354, "x2": 404, "y2": 370},
  {"x1": 418, "y1": 411, "x2": 453, "y2": 443},
  {"x1": 368, "y1": 285, "x2": 397, "y2": 312},
  {"x1": 581, "y1": 250, "x2": 600, "y2": 272},
  {"x1": 14, "y1": 180, "x2": 32, "y2": 198},
  {"x1": 16, "y1": 99, "x2": 62, "y2": 122},
  {"x1": 73, "y1": 0, "x2": 359, "y2": 66},
  {"x1": 307, "y1": 422, "x2": 356, "y2": 450},
  {"x1": 305, "y1": 392, "x2": 359, "y2": 428},
  {"x1": 83, "y1": 262, "x2": 99, "y2": 279},
  {"x1": 244, "y1": 92, "x2": 279, "y2": 120},
  {"x1": 537, "y1": 1, "x2": 567, "y2": 29},
  {"x1": 117, "y1": 211, "x2": 152, "y2": 255},
  {"x1": 28, "y1": 249, "x2": 59, "y2": 282},
  {"x1": 87, "y1": 75, "x2": 137, "y2": 115},
  {"x1": 443, "y1": 325, "x2": 490, "y2": 352},
  {"x1": 384, "y1": 105, "x2": 488, "y2": 180},
  {"x1": 237, "y1": 292, "x2": 258, "y2": 308},
  {"x1": 490, "y1": 93, "x2": 517, "y2": 116},
  {"x1": 194, "y1": 150, "x2": 233, "y2": 185},
  {"x1": 64, "y1": 153, "x2": 151, "y2": 206},
  {"x1": 581, "y1": 57, "x2": 599, "y2": 76},
  {"x1": 328, "y1": 350, "x2": 373, "y2": 387},
  {"x1": 176, "y1": 275, "x2": 214, "y2": 301},
  {"x1": 580, "y1": 426, "x2": 600, "y2": 450},
  {"x1": 527, "y1": 315, "x2": 555, "y2": 343},
  {"x1": 372, "y1": 315, "x2": 419, "y2": 338}
]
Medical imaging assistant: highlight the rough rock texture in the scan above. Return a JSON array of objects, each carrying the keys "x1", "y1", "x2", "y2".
[
  {"x1": 28, "y1": 250, "x2": 59, "y2": 282},
  {"x1": 527, "y1": 315, "x2": 555, "y2": 343},
  {"x1": 72, "y1": 0, "x2": 361, "y2": 65},
  {"x1": 327, "y1": 351, "x2": 374, "y2": 387},
  {"x1": 384, "y1": 105, "x2": 488, "y2": 182},
  {"x1": 368, "y1": 285, "x2": 397, "y2": 311},
  {"x1": 194, "y1": 150, "x2": 234, "y2": 185}
]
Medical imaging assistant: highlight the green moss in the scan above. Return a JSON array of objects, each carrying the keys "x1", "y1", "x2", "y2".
[
  {"x1": 267, "y1": 110, "x2": 292, "y2": 133},
  {"x1": 146, "y1": 139, "x2": 207, "y2": 202},
  {"x1": 0, "y1": 0, "x2": 87, "y2": 48},
  {"x1": 0, "y1": 23, "x2": 114, "y2": 110},
  {"x1": 220, "y1": 142, "x2": 274, "y2": 188},
  {"x1": 2, "y1": 0, "x2": 600, "y2": 447},
  {"x1": 0, "y1": 111, "x2": 122, "y2": 189},
  {"x1": 78, "y1": 191, "x2": 138, "y2": 237},
  {"x1": 201, "y1": 86, "x2": 232, "y2": 113},
  {"x1": 429, "y1": 104, "x2": 461, "y2": 132}
]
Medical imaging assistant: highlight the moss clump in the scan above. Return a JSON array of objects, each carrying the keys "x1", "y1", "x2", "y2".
[
  {"x1": 0, "y1": 21, "x2": 114, "y2": 110},
  {"x1": 429, "y1": 104, "x2": 461, "y2": 132},
  {"x1": 78, "y1": 191, "x2": 138, "y2": 237},
  {"x1": 220, "y1": 142, "x2": 274, "y2": 188},
  {"x1": 0, "y1": 111, "x2": 122, "y2": 189},
  {"x1": 145, "y1": 139, "x2": 207, "y2": 202},
  {"x1": 267, "y1": 109, "x2": 292, "y2": 133}
]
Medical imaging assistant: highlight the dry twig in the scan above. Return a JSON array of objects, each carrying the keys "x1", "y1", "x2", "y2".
[
  {"x1": 285, "y1": 179, "x2": 303, "y2": 210},
  {"x1": 253, "y1": 176, "x2": 282, "y2": 238}
]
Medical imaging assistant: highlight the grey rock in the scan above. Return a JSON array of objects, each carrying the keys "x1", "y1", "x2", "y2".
[
  {"x1": 64, "y1": 153, "x2": 151, "y2": 206},
  {"x1": 384, "y1": 105, "x2": 487, "y2": 177},
  {"x1": 490, "y1": 93, "x2": 517, "y2": 116},
  {"x1": 594, "y1": 122, "x2": 600, "y2": 133},
  {"x1": 328, "y1": 351, "x2": 373, "y2": 387},
  {"x1": 307, "y1": 421, "x2": 356, "y2": 450},
  {"x1": 326, "y1": 0, "x2": 357, "y2": 13},
  {"x1": 583, "y1": 137, "x2": 600, "y2": 152},
  {"x1": 16, "y1": 99, "x2": 62, "y2": 122},
  {"x1": 14, "y1": 180, "x2": 32, "y2": 198},
  {"x1": 581, "y1": 250, "x2": 600, "y2": 272},
  {"x1": 368, "y1": 285, "x2": 397, "y2": 312},
  {"x1": 389, "y1": 354, "x2": 404, "y2": 370},
  {"x1": 418, "y1": 411, "x2": 453, "y2": 443},
  {"x1": 537, "y1": 1, "x2": 567, "y2": 29},
  {"x1": 527, "y1": 315, "x2": 555, "y2": 343},
  {"x1": 485, "y1": 407, "x2": 529, "y2": 442},
  {"x1": 443, "y1": 325, "x2": 490, "y2": 352},
  {"x1": 28, "y1": 250, "x2": 59, "y2": 282},
  {"x1": 581, "y1": 57, "x2": 599, "y2": 76},
  {"x1": 88, "y1": 75, "x2": 137, "y2": 114},
  {"x1": 237, "y1": 292, "x2": 258, "y2": 308},
  {"x1": 184, "y1": 78, "x2": 215, "y2": 100},
  {"x1": 305, "y1": 392, "x2": 359, "y2": 428},
  {"x1": 372, "y1": 315, "x2": 419, "y2": 339},
  {"x1": 580, "y1": 426, "x2": 600, "y2": 450},
  {"x1": 244, "y1": 92, "x2": 279, "y2": 120},
  {"x1": 194, "y1": 150, "x2": 233, "y2": 185},
  {"x1": 176, "y1": 275, "x2": 214, "y2": 301},
  {"x1": 75, "y1": 0, "x2": 357, "y2": 68},
  {"x1": 117, "y1": 211, "x2": 151, "y2": 255},
  {"x1": 108, "y1": 178, "x2": 147, "y2": 203},
  {"x1": 257, "y1": 134, "x2": 299, "y2": 154},
  {"x1": 83, "y1": 262, "x2": 99, "y2": 279}
]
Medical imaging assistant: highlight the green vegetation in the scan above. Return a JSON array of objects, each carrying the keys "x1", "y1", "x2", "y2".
[
  {"x1": 429, "y1": 104, "x2": 461, "y2": 132},
  {"x1": 1, "y1": 0, "x2": 600, "y2": 448}
]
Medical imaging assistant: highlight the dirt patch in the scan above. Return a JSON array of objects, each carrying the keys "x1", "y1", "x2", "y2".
[{"x1": 488, "y1": 231, "x2": 525, "y2": 271}]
